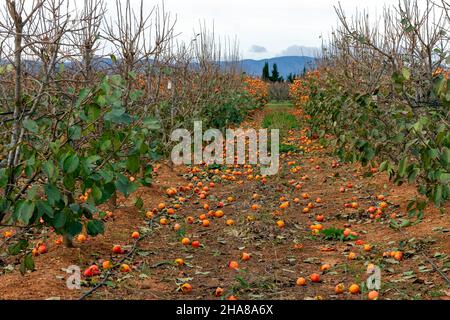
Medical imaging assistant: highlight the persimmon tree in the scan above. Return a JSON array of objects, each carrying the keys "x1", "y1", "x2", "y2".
[{"x1": 292, "y1": 0, "x2": 449, "y2": 221}]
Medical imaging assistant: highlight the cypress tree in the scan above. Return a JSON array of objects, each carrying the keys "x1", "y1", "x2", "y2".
[
  {"x1": 262, "y1": 62, "x2": 270, "y2": 81},
  {"x1": 270, "y1": 63, "x2": 281, "y2": 82}
]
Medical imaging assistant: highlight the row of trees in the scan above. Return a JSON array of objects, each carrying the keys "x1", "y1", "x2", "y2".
[
  {"x1": 294, "y1": 0, "x2": 449, "y2": 219},
  {"x1": 0, "y1": 0, "x2": 262, "y2": 270}
]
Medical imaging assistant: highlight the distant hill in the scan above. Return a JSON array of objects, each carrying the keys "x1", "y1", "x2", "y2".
[
  {"x1": 2, "y1": 56, "x2": 316, "y2": 79},
  {"x1": 238, "y1": 56, "x2": 316, "y2": 79}
]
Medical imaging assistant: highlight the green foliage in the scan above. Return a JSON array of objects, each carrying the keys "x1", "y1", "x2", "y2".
[
  {"x1": 301, "y1": 71, "x2": 449, "y2": 220},
  {"x1": 262, "y1": 111, "x2": 300, "y2": 138},
  {"x1": 1, "y1": 75, "x2": 161, "y2": 266},
  {"x1": 262, "y1": 62, "x2": 270, "y2": 81},
  {"x1": 270, "y1": 63, "x2": 282, "y2": 82},
  {"x1": 322, "y1": 228, "x2": 357, "y2": 241}
]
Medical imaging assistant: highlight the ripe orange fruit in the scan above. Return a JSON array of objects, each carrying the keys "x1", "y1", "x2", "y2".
[
  {"x1": 316, "y1": 215, "x2": 324, "y2": 222},
  {"x1": 186, "y1": 216, "x2": 195, "y2": 224},
  {"x1": 215, "y1": 287, "x2": 224, "y2": 297},
  {"x1": 215, "y1": 210, "x2": 225, "y2": 218},
  {"x1": 241, "y1": 252, "x2": 251, "y2": 261},
  {"x1": 203, "y1": 204, "x2": 210, "y2": 211},
  {"x1": 158, "y1": 203, "x2": 166, "y2": 210},
  {"x1": 303, "y1": 207, "x2": 310, "y2": 214},
  {"x1": 364, "y1": 244, "x2": 372, "y2": 252},
  {"x1": 145, "y1": 211, "x2": 154, "y2": 219},
  {"x1": 343, "y1": 228, "x2": 351, "y2": 237},
  {"x1": 131, "y1": 232, "x2": 140, "y2": 239},
  {"x1": 202, "y1": 220, "x2": 210, "y2": 227},
  {"x1": 310, "y1": 224, "x2": 323, "y2": 231},
  {"x1": 315, "y1": 198, "x2": 322, "y2": 203},
  {"x1": 348, "y1": 252, "x2": 357, "y2": 260},
  {"x1": 335, "y1": 283, "x2": 345, "y2": 294},
  {"x1": 251, "y1": 204, "x2": 260, "y2": 211},
  {"x1": 173, "y1": 223, "x2": 181, "y2": 231},
  {"x1": 181, "y1": 238, "x2": 191, "y2": 246},
  {"x1": 302, "y1": 193, "x2": 310, "y2": 200},
  {"x1": 199, "y1": 214, "x2": 207, "y2": 221},
  {"x1": 377, "y1": 195, "x2": 385, "y2": 201},
  {"x1": 3, "y1": 231, "x2": 13, "y2": 238},
  {"x1": 310, "y1": 273, "x2": 320, "y2": 283},
  {"x1": 166, "y1": 188, "x2": 177, "y2": 197},
  {"x1": 368, "y1": 290, "x2": 379, "y2": 300},
  {"x1": 349, "y1": 284, "x2": 360, "y2": 294},
  {"x1": 380, "y1": 202, "x2": 388, "y2": 209},
  {"x1": 37, "y1": 244, "x2": 47, "y2": 254},
  {"x1": 351, "y1": 202, "x2": 359, "y2": 209},
  {"x1": 160, "y1": 218, "x2": 169, "y2": 225},
  {"x1": 77, "y1": 234, "x2": 87, "y2": 243},
  {"x1": 229, "y1": 261, "x2": 239, "y2": 270},
  {"x1": 192, "y1": 241, "x2": 201, "y2": 249},
  {"x1": 175, "y1": 258, "x2": 185, "y2": 266},
  {"x1": 102, "y1": 260, "x2": 112, "y2": 269},
  {"x1": 120, "y1": 264, "x2": 130, "y2": 273},
  {"x1": 226, "y1": 219, "x2": 235, "y2": 226},
  {"x1": 294, "y1": 198, "x2": 300, "y2": 204},
  {"x1": 394, "y1": 251, "x2": 403, "y2": 261},
  {"x1": 228, "y1": 295, "x2": 238, "y2": 300},
  {"x1": 276, "y1": 220, "x2": 285, "y2": 229},
  {"x1": 227, "y1": 196, "x2": 235, "y2": 202},
  {"x1": 112, "y1": 245, "x2": 123, "y2": 254},
  {"x1": 181, "y1": 283, "x2": 192, "y2": 294},
  {"x1": 320, "y1": 264, "x2": 331, "y2": 272},
  {"x1": 296, "y1": 277, "x2": 306, "y2": 286},
  {"x1": 280, "y1": 202, "x2": 290, "y2": 210},
  {"x1": 167, "y1": 208, "x2": 175, "y2": 215}
]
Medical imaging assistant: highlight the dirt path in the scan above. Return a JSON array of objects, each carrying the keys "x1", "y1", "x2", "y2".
[{"x1": 1, "y1": 103, "x2": 449, "y2": 300}]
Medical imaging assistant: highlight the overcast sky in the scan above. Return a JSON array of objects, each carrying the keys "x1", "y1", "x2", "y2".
[{"x1": 105, "y1": 0, "x2": 401, "y2": 59}]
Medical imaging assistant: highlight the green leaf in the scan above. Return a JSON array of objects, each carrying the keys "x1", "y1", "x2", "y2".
[
  {"x1": 126, "y1": 155, "x2": 140, "y2": 174},
  {"x1": 402, "y1": 68, "x2": 411, "y2": 81},
  {"x1": 68, "y1": 125, "x2": 82, "y2": 141},
  {"x1": 398, "y1": 157, "x2": 408, "y2": 178},
  {"x1": 15, "y1": 200, "x2": 35, "y2": 225},
  {"x1": 20, "y1": 253, "x2": 35, "y2": 275},
  {"x1": 44, "y1": 184, "x2": 62, "y2": 206},
  {"x1": 42, "y1": 161, "x2": 56, "y2": 181},
  {"x1": 434, "y1": 185, "x2": 443, "y2": 207},
  {"x1": 0, "y1": 168, "x2": 8, "y2": 188},
  {"x1": 63, "y1": 154, "x2": 80, "y2": 174},
  {"x1": 104, "y1": 108, "x2": 132, "y2": 124},
  {"x1": 143, "y1": 117, "x2": 161, "y2": 130},
  {"x1": 134, "y1": 197, "x2": 144, "y2": 209},
  {"x1": 440, "y1": 147, "x2": 450, "y2": 166},
  {"x1": 380, "y1": 161, "x2": 389, "y2": 172},
  {"x1": 23, "y1": 119, "x2": 39, "y2": 133},
  {"x1": 115, "y1": 174, "x2": 139, "y2": 198},
  {"x1": 36, "y1": 200, "x2": 54, "y2": 218},
  {"x1": 86, "y1": 220, "x2": 105, "y2": 236},
  {"x1": 8, "y1": 240, "x2": 29, "y2": 255},
  {"x1": 66, "y1": 221, "x2": 83, "y2": 237},
  {"x1": 53, "y1": 211, "x2": 67, "y2": 229},
  {"x1": 91, "y1": 184, "x2": 103, "y2": 203}
]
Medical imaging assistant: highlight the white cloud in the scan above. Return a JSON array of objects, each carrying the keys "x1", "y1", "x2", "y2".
[
  {"x1": 102, "y1": 0, "x2": 403, "y2": 59},
  {"x1": 249, "y1": 45, "x2": 268, "y2": 53}
]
